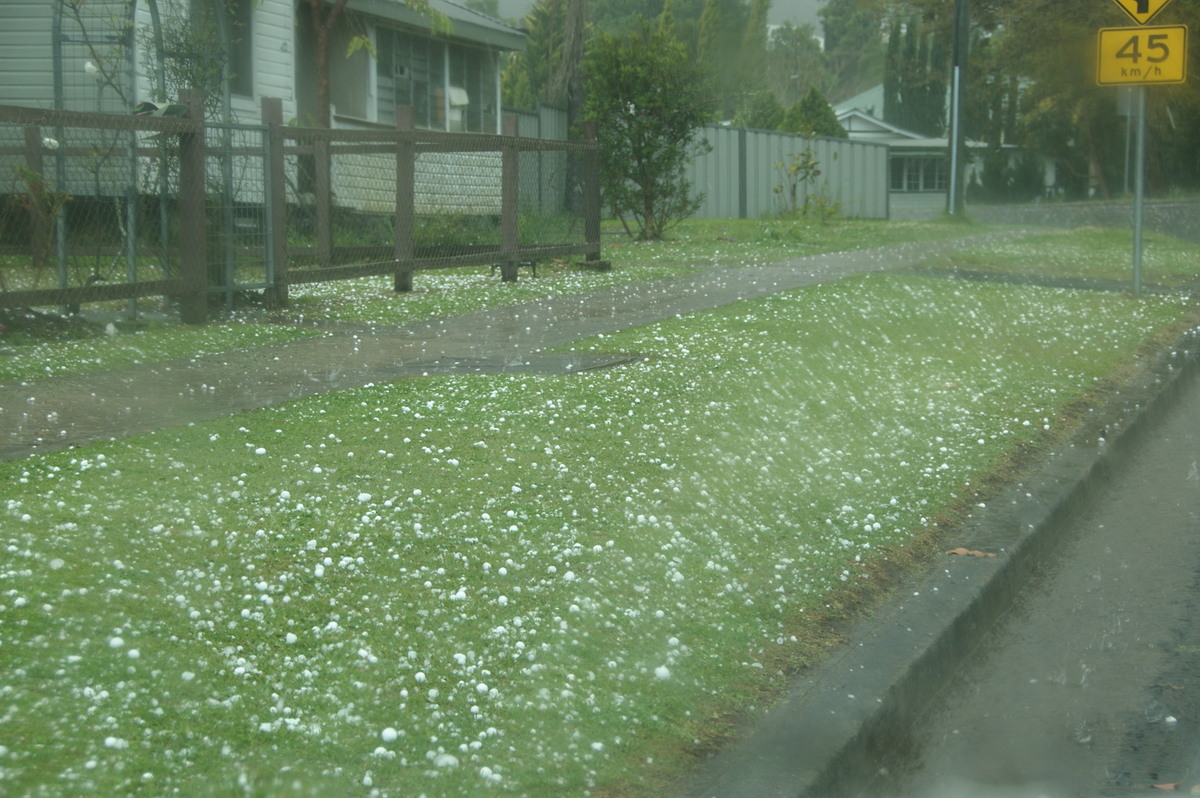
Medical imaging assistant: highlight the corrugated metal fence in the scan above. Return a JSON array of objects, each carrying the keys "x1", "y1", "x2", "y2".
[
  {"x1": 511, "y1": 106, "x2": 890, "y2": 221},
  {"x1": 687, "y1": 125, "x2": 889, "y2": 220}
]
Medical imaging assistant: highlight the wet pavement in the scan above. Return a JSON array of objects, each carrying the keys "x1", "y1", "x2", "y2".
[
  {"x1": 864, "y1": 369, "x2": 1200, "y2": 798},
  {"x1": 0, "y1": 234, "x2": 1020, "y2": 461}
]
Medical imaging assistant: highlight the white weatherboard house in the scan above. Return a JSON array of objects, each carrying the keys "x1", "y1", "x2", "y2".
[
  {"x1": 1, "y1": 0, "x2": 525, "y2": 215},
  {"x1": 0, "y1": 0, "x2": 524, "y2": 132}
]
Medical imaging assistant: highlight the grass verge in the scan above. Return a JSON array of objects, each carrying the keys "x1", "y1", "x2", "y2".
[
  {"x1": 2, "y1": 261, "x2": 1197, "y2": 795},
  {"x1": 0, "y1": 217, "x2": 996, "y2": 383}
]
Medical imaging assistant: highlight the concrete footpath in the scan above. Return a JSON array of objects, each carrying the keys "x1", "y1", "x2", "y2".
[{"x1": 0, "y1": 234, "x2": 1017, "y2": 461}]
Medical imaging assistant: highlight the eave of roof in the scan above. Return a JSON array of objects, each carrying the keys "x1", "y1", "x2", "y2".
[{"x1": 346, "y1": 0, "x2": 525, "y2": 51}]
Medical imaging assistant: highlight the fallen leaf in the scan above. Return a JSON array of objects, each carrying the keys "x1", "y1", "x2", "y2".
[
  {"x1": 1152, "y1": 783, "x2": 1179, "y2": 791},
  {"x1": 946, "y1": 547, "x2": 998, "y2": 558}
]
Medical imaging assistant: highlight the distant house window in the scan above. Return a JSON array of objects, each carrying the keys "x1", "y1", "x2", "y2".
[
  {"x1": 329, "y1": 22, "x2": 370, "y2": 119},
  {"x1": 377, "y1": 30, "x2": 444, "y2": 128},
  {"x1": 890, "y1": 156, "x2": 947, "y2": 192},
  {"x1": 377, "y1": 28, "x2": 497, "y2": 133}
]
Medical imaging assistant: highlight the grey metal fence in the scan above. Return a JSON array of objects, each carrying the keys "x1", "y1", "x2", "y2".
[{"x1": 687, "y1": 125, "x2": 890, "y2": 220}]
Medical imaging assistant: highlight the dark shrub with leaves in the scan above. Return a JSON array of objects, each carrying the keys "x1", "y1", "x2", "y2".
[{"x1": 582, "y1": 21, "x2": 713, "y2": 241}]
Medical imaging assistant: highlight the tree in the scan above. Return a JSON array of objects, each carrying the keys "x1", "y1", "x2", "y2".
[
  {"x1": 304, "y1": 0, "x2": 352, "y2": 129},
  {"x1": 783, "y1": 87, "x2": 847, "y2": 138},
  {"x1": 501, "y1": 0, "x2": 566, "y2": 110},
  {"x1": 819, "y1": 0, "x2": 885, "y2": 102},
  {"x1": 883, "y1": 15, "x2": 946, "y2": 137},
  {"x1": 766, "y1": 22, "x2": 828, "y2": 110},
  {"x1": 583, "y1": 21, "x2": 714, "y2": 239},
  {"x1": 735, "y1": 90, "x2": 785, "y2": 130}
]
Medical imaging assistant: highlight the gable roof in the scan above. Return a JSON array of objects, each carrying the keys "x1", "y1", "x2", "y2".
[{"x1": 348, "y1": 0, "x2": 525, "y2": 50}]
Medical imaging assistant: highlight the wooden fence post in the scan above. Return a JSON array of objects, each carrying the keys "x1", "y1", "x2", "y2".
[
  {"x1": 262, "y1": 97, "x2": 289, "y2": 307},
  {"x1": 394, "y1": 106, "x2": 415, "y2": 292},
  {"x1": 177, "y1": 88, "x2": 207, "y2": 324},
  {"x1": 20, "y1": 127, "x2": 52, "y2": 273},
  {"x1": 499, "y1": 114, "x2": 520, "y2": 282},
  {"x1": 583, "y1": 120, "x2": 602, "y2": 263}
]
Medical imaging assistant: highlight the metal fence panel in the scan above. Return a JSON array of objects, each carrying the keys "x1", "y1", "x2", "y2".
[{"x1": 686, "y1": 124, "x2": 889, "y2": 220}]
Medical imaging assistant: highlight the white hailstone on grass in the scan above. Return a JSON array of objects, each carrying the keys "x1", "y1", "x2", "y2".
[
  {"x1": 654, "y1": 665, "x2": 672, "y2": 680},
  {"x1": 357, "y1": 492, "x2": 372, "y2": 503},
  {"x1": 181, "y1": 671, "x2": 195, "y2": 682},
  {"x1": 434, "y1": 752, "x2": 459, "y2": 768},
  {"x1": 126, "y1": 649, "x2": 140, "y2": 660},
  {"x1": 313, "y1": 563, "x2": 325, "y2": 578},
  {"x1": 285, "y1": 632, "x2": 298, "y2": 645},
  {"x1": 381, "y1": 727, "x2": 398, "y2": 743},
  {"x1": 103, "y1": 736, "x2": 128, "y2": 749},
  {"x1": 254, "y1": 447, "x2": 266, "y2": 456},
  {"x1": 414, "y1": 671, "x2": 426, "y2": 684},
  {"x1": 108, "y1": 636, "x2": 125, "y2": 650}
]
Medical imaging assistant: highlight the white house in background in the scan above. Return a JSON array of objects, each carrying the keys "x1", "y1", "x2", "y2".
[
  {"x1": 835, "y1": 85, "x2": 1055, "y2": 216},
  {"x1": 0, "y1": 0, "x2": 525, "y2": 214},
  {"x1": 0, "y1": 0, "x2": 524, "y2": 133}
]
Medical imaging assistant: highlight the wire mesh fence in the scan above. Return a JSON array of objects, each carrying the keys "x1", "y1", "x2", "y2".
[{"x1": 0, "y1": 98, "x2": 600, "y2": 323}]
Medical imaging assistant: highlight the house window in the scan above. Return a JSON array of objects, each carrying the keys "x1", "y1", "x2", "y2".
[
  {"x1": 448, "y1": 46, "x2": 498, "y2": 133},
  {"x1": 330, "y1": 22, "x2": 370, "y2": 119},
  {"x1": 377, "y1": 30, "x2": 497, "y2": 133},
  {"x1": 890, "y1": 156, "x2": 948, "y2": 192},
  {"x1": 377, "y1": 30, "x2": 445, "y2": 129}
]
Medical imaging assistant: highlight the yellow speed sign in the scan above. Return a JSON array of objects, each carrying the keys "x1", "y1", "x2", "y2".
[{"x1": 1098, "y1": 25, "x2": 1188, "y2": 85}]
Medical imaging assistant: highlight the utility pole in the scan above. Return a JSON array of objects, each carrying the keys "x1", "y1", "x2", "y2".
[{"x1": 947, "y1": 0, "x2": 969, "y2": 215}]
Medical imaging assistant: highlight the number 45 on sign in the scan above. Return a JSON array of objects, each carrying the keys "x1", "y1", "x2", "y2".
[{"x1": 1097, "y1": 25, "x2": 1188, "y2": 85}]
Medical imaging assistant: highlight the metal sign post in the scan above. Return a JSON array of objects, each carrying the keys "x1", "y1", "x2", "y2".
[{"x1": 1098, "y1": 0, "x2": 1186, "y2": 294}]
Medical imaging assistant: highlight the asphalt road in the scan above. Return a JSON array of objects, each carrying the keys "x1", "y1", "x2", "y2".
[{"x1": 861, "y1": 368, "x2": 1200, "y2": 798}]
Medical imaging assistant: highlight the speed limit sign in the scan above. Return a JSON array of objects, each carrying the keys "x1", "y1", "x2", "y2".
[{"x1": 1097, "y1": 25, "x2": 1188, "y2": 85}]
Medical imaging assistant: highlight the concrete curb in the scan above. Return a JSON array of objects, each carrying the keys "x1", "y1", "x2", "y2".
[{"x1": 683, "y1": 324, "x2": 1200, "y2": 798}]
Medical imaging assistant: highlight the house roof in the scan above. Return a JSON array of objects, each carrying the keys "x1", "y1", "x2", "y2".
[
  {"x1": 836, "y1": 107, "x2": 989, "y2": 152},
  {"x1": 347, "y1": 0, "x2": 525, "y2": 51}
]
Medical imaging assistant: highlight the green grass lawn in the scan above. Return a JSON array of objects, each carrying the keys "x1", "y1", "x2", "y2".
[
  {"x1": 916, "y1": 226, "x2": 1200, "y2": 289},
  {"x1": 2, "y1": 250, "x2": 1197, "y2": 795}
]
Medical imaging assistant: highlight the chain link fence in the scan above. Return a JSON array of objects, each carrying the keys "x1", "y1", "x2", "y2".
[{"x1": 0, "y1": 97, "x2": 600, "y2": 324}]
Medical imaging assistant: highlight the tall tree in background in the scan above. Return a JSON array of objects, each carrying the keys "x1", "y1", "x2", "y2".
[
  {"x1": 819, "y1": 0, "x2": 885, "y2": 102},
  {"x1": 738, "y1": 0, "x2": 771, "y2": 96},
  {"x1": 767, "y1": 22, "x2": 828, "y2": 110},
  {"x1": 501, "y1": 0, "x2": 566, "y2": 109},
  {"x1": 882, "y1": 15, "x2": 946, "y2": 136},
  {"x1": 547, "y1": 0, "x2": 587, "y2": 122}
]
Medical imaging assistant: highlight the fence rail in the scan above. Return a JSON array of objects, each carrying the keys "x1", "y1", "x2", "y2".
[{"x1": 0, "y1": 92, "x2": 600, "y2": 322}]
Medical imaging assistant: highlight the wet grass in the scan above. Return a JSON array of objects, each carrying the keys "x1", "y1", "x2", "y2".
[
  {"x1": 0, "y1": 320, "x2": 326, "y2": 384},
  {"x1": 2, "y1": 267, "x2": 1196, "y2": 795},
  {"x1": 916, "y1": 227, "x2": 1200, "y2": 289}
]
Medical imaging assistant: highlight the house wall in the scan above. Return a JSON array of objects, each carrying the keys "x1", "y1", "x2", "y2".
[{"x1": 0, "y1": 2, "x2": 57, "y2": 109}]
